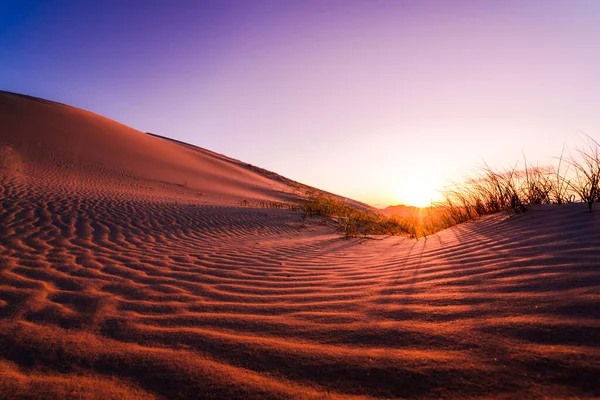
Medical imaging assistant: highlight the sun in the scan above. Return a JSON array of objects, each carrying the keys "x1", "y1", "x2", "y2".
[{"x1": 394, "y1": 175, "x2": 441, "y2": 208}]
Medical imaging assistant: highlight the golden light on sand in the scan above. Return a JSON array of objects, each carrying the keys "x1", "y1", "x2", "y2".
[{"x1": 4, "y1": 87, "x2": 600, "y2": 399}]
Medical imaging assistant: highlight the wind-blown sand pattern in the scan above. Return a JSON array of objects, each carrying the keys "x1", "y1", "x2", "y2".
[{"x1": 1, "y1": 91, "x2": 600, "y2": 398}]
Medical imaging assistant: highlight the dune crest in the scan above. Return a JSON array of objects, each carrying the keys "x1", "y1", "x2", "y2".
[{"x1": 0, "y1": 90, "x2": 312, "y2": 205}]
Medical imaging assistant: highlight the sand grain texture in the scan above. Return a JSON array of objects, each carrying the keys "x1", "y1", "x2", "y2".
[{"x1": 1, "y1": 91, "x2": 600, "y2": 399}]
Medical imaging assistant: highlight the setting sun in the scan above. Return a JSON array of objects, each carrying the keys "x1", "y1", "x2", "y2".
[
  {"x1": 3, "y1": 1, "x2": 600, "y2": 398},
  {"x1": 394, "y1": 174, "x2": 443, "y2": 207}
]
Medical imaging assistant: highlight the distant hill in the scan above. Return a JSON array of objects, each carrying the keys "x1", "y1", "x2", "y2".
[{"x1": 381, "y1": 204, "x2": 420, "y2": 217}]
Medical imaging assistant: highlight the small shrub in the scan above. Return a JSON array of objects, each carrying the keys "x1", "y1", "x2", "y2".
[
  {"x1": 301, "y1": 194, "x2": 414, "y2": 238},
  {"x1": 566, "y1": 135, "x2": 600, "y2": 212}
]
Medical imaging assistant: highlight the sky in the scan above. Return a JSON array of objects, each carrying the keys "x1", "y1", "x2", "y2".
[{"x1": 2, "y1": 0, "x2": 600, "y2": 207}]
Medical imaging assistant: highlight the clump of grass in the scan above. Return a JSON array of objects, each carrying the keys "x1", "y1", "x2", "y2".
[
  {"x1": 238, "y1": 199, "x2": 301, "y2": 210},
  {"x1": 427, "y1": 135, "x2": 600, "y2": 232},
  {"x1": 301, "y1": 194, "x2": 417, "y2": 238},
  {"x1": 566, "y1": 135, "x2": 600, "y2": 212},
  {"x1": 549, "y1": 147, "x2": 574, "y2": 205},
  {"x1": 237, "y1": 194, "x2": 413, "y2": 238},
  {"x1": 432, "y1": 163, "x2": 526, "y2": 229},
  {"x1": 521, "y1": 162, "x2": 552, "y2": 205}
]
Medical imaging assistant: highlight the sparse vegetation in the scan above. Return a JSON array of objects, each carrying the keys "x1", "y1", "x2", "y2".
[
  {"x1": 566, "y1": 135, "x2": 600, "y2": 212},
  {"x1": 238, "y1": 199, "x2": 301, "y2": 210},
  {"x1": 239, "y1": 136, "x2": 600, "y2": 239},
  {"x1": 425, "y1": 135, "x2": 600, "y2": 233},
  {"x1": 238, "y1": 194, "x2": 419, "y2": 238},
  {"x1": 300, "y1": 194, "x2": 423, "y2": 238}
]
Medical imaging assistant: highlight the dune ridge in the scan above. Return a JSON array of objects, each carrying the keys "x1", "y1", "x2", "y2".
[
  {"x1": 1, "y1": 91, "x2": 600, "y2": 398},
  {"x1": 1, "y1": 90, "x2": 325, "y2": 206}
]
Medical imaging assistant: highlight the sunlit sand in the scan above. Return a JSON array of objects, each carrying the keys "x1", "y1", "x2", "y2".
[{"x1": 1, "y1": 91, "x2": 600, "y2": 398}]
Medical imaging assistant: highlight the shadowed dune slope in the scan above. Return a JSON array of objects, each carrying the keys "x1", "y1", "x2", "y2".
[{"x1": 1, "y1": 91, "x2": 600, "y2": 399}]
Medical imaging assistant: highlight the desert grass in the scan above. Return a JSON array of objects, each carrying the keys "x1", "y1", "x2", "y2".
[
  {"x1": 566, "y1": 135, "x2": 600, "y2": 212},
  {"x1": 237, "y1": 137, "x2": 600, "y2": 240},
  {"x1": 419, "y1": 136, "x2": 600, "y2": 235},
  {"x1": 238, "y1": 193, "x2": 418, "y2": 238},
  {"x1": 238, "y1": 199, "x2": 300, "y2": 210},
  {"x1": 301, "y1": 194, "x2": 418, "y2": 238}
]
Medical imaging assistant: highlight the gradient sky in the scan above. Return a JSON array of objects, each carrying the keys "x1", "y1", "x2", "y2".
[{"x1": 2, "y1": 0, "x2": 600, "y2": 207}]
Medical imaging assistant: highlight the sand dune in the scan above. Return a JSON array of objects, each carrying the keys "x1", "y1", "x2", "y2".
[
  {"x1": 0, "y1": 90, "x2": 314, "y2": 205},
  {"x1": 1, "y1": 92, "x2": 600, "y2": 398}
]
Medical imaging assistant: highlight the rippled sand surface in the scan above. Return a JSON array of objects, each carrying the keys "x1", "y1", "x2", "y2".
[{"x1": 2, "y1": 91, "x2": 599, "y2": 399}]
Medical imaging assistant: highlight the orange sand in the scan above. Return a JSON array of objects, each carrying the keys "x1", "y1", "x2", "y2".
[{"x1": 1, "y1": 91, "x2": 599, "y2": 399}]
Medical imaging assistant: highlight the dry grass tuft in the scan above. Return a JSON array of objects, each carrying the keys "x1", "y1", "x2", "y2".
[
  {"x1": 302, "y1": 194, "x2": 416, "y2": 238},
  {"x1": 239, "y1": 136, "x2": 600, "y2": 239},
  {"x1": 422, "y1": 135, "x2": 600, "y2": 234}
]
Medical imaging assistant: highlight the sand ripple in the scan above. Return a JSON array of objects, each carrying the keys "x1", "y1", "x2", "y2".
[
  {"x1": 1, "y1": 91, "x2": 600, "y2": 398},
  {"x1": 2, "y1": 176, "x2": 600, "y2": 398}
]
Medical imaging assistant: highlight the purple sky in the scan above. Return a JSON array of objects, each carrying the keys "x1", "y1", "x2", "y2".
[{"x1": 2, "y1": 0, "x2": 600, "y2": 206}]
